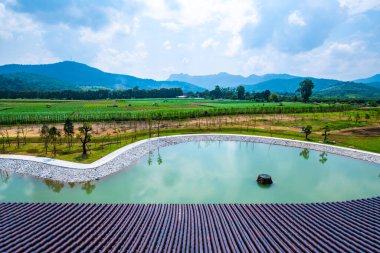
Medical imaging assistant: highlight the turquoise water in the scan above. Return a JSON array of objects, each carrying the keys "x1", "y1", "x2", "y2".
[{"x1": 0, "y1": 141, "x2": 379, "y2": 204}]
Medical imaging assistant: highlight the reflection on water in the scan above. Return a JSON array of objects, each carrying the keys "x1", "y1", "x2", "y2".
[
  {"x1": 147, "y1": 151, "x2": 153, "y2": 166},
  {"x1": 299, "y1": 149, "x2": 328, "y2": 164},
  {"x1": 44, "y1": 179, "x2": 64, "y2": 193},
  {"x1": 299, "y1": 148, "x2": 310, "y2": 160},
  {"x1": 42, "y1": 179, "x2": 96, "y2": 194},
  {"x1": 0, "y1": 141, "x2": 379, "y2": 204},
  {"x1": 0, "y1": 170, "x2": 9, "y2": 184},
  {"x1": 147, "y1": 148, "x2": 164, "y2": 166},
  {"x1": 157, "y1": 147, "x2": 163, "y2": 165},
  {"x1": 319, "y1": 152, "x2": 328, "y2": 164},
  {"x1": 81, "y1": 181, "x2": 96, "y2": 194}
]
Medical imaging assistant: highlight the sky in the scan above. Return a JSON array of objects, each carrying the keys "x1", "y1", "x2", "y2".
[{"x1": 0, "y1": 0, "x2": 379, "y2": 81}]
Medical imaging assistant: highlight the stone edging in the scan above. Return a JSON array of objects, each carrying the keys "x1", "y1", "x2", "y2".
[{"x1": 0, "y1": 134, "x2": 379, "y2": 182}]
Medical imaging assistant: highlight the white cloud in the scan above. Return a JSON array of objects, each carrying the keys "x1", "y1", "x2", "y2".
[
  {"x1": 177, "y1": 42, "x2": 195, "y2": 49},
  {"x1": 161, "y1": 21, "x2": 181, "y2": 31},
  {"x1": 92, "y1": 47, "x2": 148, "y2": 75},
  {"x1": 241, "y1": 39, "x2": 379, "y2": 80},
  {"x1": 0, "y1": 3, "x2": 59, "y2": 65},
  {"x1": 79, "y1": 14, "x2": 139, "y2": 44},
  {"x1": 339, "y1": 0, "x2": 380, "y2": 14},
  {"x1": 201, "y1": 38, "x2": 220, "y2": 49},
  {"x1": 1, "y1": 0, "x2": 379, "y2": 81},
  {"x1": 141, "y1": 0, "x2": 258, "y2": 35},
  {"x1": 163, "y1": 40, "x2": 172, "y2": 50},
  {"x1": 225, "y1": 35, "x2": 242, "y2": 56},
  {"x1": 0, "y1": 3, "x2": 41, "y2": 39},
  {"x1": 288, "y1": 10, "x2": 306, "y2": 26}
]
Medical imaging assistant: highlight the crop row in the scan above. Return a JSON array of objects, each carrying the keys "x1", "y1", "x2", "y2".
[{"x1": 0, "y1": 104, "x2": 353, "y2": 125}]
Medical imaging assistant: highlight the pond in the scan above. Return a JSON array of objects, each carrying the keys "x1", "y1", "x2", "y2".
[{"x1": 0, "y1": 141, "x2": 379, "y2": 204}]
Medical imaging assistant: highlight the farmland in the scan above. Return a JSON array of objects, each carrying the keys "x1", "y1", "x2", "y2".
[
  {"x1": 0, "y1": 98, "x2": 378, "y2": 163},
  {"x1": 0, "y1": 99, "x2": 352, "y2": 125}
]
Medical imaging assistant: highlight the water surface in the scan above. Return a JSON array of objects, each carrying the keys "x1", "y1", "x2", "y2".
[{"x1": 1, "y1": 141, "x2": 379, "y2": 203}]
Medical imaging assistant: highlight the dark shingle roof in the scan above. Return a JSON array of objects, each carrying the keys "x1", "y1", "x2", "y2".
[{"x1": 0, "y1": 198, "x2": 379, "y2": 252}]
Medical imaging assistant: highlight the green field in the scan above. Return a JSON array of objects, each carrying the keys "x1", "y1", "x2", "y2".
[{"x1": 0, "y1": 99, "x2": 352, "y2": 124}]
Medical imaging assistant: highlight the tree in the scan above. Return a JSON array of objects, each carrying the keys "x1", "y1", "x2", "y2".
[
  {"x1": 15, "y1": 126, "x2": 21, "y2": 149},
  {"x1": 77, "y1": 123, "x2": 92, "y2": 157},
  {"x1": 263, "y1": 90, "x2": 271, "y2": 102},
  {"x1": 297, "y1": 79, "x2": 314, "y2": 102},
  {"x1": 355, "y1": 113, "x2": 361, "y2": 123},
  {"x1": 40, "y1": 124, "x2": 50, "y2": 154},
  {"x1": 210, "y1": 85, "x2": 222, "y2": 99},
  {"x1": 301, "y1": 125, "x2": 312, "y2": 139},
  {"x1": 236, "y1": 86, "x2": 245, "y2": 100},
  {"x1": 156, "y1": 112, "x2": 163, "y2": 137},
  {"x1": 49, "y1": 126, "x2": 60, "y2": 156},
  {"x1": 269, "y1": 93, "x2": 279, "y2": 102},
  {"x1": 147, "y1": 117, "x2": 153, "y2": 138},
  {"x1": 0, "y1": 129, "x2": 5, "y2": 153},
  {"x1": 321, "y1": 125, "x2": 330, "y2": 142},
  {"x1": 63, "y1": 118, "x2": 74, "y2": 148}
]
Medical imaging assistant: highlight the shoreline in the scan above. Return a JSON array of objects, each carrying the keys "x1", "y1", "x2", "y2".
[{"x1": 1, "y1": 134, "x2": 380, "y2": 182}]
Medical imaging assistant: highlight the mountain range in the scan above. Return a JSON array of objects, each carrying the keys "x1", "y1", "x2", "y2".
[
  {"x1": 167, "y1": 73, "x2": 296, "y2": 90},
  {"x1": 0, "y1": 61, "x2": 379, "y2": 98},
  {"x1": 0, "y1": 61, "x2": 204, "y2": 93}
]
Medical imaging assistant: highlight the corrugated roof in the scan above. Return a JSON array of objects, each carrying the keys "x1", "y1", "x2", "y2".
[{"x1": 0, "y1": 198, "x2": 379, "y2": 252}]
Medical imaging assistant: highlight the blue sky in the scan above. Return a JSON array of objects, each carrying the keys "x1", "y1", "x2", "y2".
[{"x1": 0, "y1": 0, "x2": 379, "y2": 80}]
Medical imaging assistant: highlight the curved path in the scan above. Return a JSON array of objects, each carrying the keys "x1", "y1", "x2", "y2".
[
  {"x1": 1, "y1": 134, "x2": 380, "y2": 182},
  {"x1": 0, "y1": 198, "x2": 379, "y2": 252}
]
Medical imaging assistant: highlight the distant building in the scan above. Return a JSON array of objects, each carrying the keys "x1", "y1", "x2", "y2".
[{"x1": 176, "y1": 95, "x2": 187, "y2": 98}]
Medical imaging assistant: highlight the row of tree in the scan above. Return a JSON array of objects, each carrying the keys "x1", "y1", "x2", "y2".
[
  {"x1": 191, "y1": 79, "x2": 315, "y2": 102},
  {"x1": 193, "y1": 85, "x2": 275, "y2": 101},
  {"x1": 0, "y1": 87, "x2": 183, "y2": 100},
  {"x1": 41, "y1": 119, "x2": 92, "y2": 157}
]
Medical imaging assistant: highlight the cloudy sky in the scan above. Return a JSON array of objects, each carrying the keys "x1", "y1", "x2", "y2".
[{"x1": 0, "y1": 0, "x2": 379, "y2": 80}]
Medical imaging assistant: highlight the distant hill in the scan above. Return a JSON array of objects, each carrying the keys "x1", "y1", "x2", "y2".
[
  {"x1": 354, "y1": 74, "x2": 380, "y2": 84},
  {"x1": 167, "y1": 72, "x2": 296, "y2": 89},
  {"x1": 315, "y1": 82, "x2": 380, "y2": 99},
  {"x1": 0, "y1": 61, "x2": 204, "y2": 92},
  {"x1": 243, "y1": 77, "x2": 342, "y2": 93}
]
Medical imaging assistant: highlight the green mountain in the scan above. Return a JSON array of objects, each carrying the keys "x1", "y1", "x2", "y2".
[
  {"x1": 354, "y1": 74, "x2": 380, "y2": 84},
  {"x1": 0, "y1": 61, "x2": 204, "y2": 92},
  {"x1": 315, "y1": 82, "x2": 380, "y2": 99},
  {"x1": 0, "y1": 73, "x2": 78, "y2": 90}
]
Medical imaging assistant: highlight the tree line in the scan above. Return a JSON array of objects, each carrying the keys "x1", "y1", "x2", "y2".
[
  {"x1": 191, "y1": 85, "x2": 274, "y2": 101},
  {"x1": 0, "y1": 87, "x2": 183, "y2": 100},
  {"x1": 40, "y1": 119, "x2": 92, "y2": 157},
  {"x1": 191, "y1": 79, "x2": 315, "y2": 102}
]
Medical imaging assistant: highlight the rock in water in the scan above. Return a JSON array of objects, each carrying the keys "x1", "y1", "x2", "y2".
[{"x1": 257, "y1": 174, "x2": 273, "y2": 185}]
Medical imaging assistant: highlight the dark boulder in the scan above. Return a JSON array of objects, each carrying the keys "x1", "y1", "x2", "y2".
[{"x1": 257, "y1": 174, "x2": 273, "y2": 185}]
